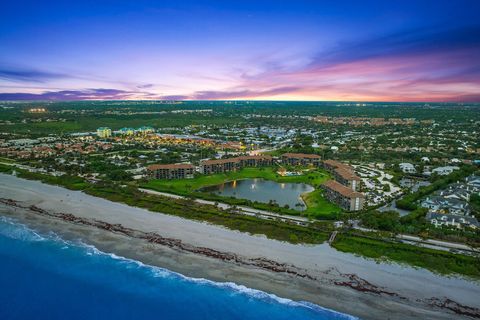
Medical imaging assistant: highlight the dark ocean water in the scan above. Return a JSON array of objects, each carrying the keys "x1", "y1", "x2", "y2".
[{"x1": 0, "y1": 216, "x2": 356, "y2": 320}]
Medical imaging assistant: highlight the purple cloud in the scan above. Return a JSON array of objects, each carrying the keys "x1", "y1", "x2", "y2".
[
  {"x1": 0, "y1": 88, "x2": 159, "y2": 100},
  {"x1": 0, "y1": 67, "x2": 69, "y2": 83},
  {"x1": 308, "y1": 25, "x2": 480, "y2": 69},
  {"x1": 136, "y1": 83, "x2": 154, "y2": 89}
]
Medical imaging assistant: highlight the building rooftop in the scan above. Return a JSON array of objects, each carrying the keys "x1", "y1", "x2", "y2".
[
  {"x1": 147, "y1": 163, "x2": 194, "y2": 170},
  {"x1": 334, "y1": 167, "x2": 361, "y2": 181},
  {"x1": 282, "y1": 153, "x2": 321, "y2": 159},
  {"x1": 237, "y1": 155, "x2": 272, "y2": 161},
  {"x1": 200, "y1": 158, "x2": 240, "y2": 165},
  {"x1": 323, "y1": 180, "x2": 364, "y2": 198}
]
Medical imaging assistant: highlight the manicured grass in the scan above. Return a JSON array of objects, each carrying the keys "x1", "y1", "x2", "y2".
[
  {"x1": 302, "y1": 189, "x2": 342, "y2": 219},
  {"x1": 141, "y1": 167, "x2": 342, "y2": 219},
  {"x1": 332, "y1": 233, "x2": 480, "y2": 279}
]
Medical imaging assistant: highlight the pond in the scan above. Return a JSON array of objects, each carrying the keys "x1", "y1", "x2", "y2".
[{"x1": 200, "y1": 179, "x2": 314, "y2": 211}]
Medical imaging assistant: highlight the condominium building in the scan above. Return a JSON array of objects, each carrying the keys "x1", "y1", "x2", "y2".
[
  {"x1": 200, "y1": 155, "x2": 273, "y2": 174},
  {"x1": 281, "y1": 153, "x2": 321, "y2": 166},
  {"x1": 96, "y1": 127, "x2": 112, "y2": 138},
  {"x1": 200, "y1": 158, "x2": 240, "y2": 174},
  {"x1": 323, "y1": 159, "x2": 361, "y2": 191},
  {"x1": 322, "y1": 180, "x2": 364, "y2": 211},
  {"x1": 147, "y1": 164, "x2": 195, "y2": 179},
  {"x1": 237, "y1": 155, "x2": 273, "y2": 167},
  {"x1": 333, "y1": 168, "x2": 361, "y2": 191},
  {"x1": 138, "y1": 126, "x2": 155, "y2": 134},
  {"x1": 119, "y1": 127, "x2": 136, "y2": 136},
  {"x1": 323, "y1": 159, "x2": 348, "y2": 172}
]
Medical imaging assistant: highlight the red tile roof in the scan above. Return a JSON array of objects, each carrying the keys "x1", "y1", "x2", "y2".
[
  {"x1": 323, "y1": 180, "x2": 364, "y2": 198},
  {"x1": 282, "y1": 153, "x2": 321, "y2": 159},
  {"x1": 147, "y1": 163, "x2": 194, "y2": 170}
]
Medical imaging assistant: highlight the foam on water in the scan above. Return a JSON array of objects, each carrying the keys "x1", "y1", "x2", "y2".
[{"x1": 0, "y1": 216, "x2": 358, "y2": 320}]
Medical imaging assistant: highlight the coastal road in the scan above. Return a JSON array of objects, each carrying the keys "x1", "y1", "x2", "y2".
[
  {"x1": 138, "y1": 188, "x2": 310, "y2": 225},
  {"x1": 350, "y1": 220, "x2": 479, "y2": 254},
  {"x1": 142, "y1": 189, "x2": 479, "y2": 255},
  {"x1": 397, "y1": 234, "x2": 479, "y2": 253}
]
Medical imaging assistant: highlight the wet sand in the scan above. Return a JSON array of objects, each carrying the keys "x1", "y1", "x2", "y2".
[{"x1": 1, "y1": 173, "x2": 479, "y2": 319}]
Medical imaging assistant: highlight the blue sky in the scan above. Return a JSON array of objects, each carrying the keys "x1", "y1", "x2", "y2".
[{"x1": 1, "y1": 0, "x2": 479, "y2": 101}]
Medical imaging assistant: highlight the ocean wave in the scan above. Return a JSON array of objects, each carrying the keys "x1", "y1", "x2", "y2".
[
  {"x1": 181, "y1": 277, "x2": 358, "y2": 319},
  {"x1": 0, "y1": 218, "x2": 357, "y2": 319},
  {"x1": 0, "y1": 216, "x2": 46, "y2": 242},
  {"x1": 73, "y1": 240, "x2": 357, "y2": 319}
]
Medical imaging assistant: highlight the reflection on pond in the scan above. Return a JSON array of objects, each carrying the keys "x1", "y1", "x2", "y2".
[{"x1": 201, "y1": 179, "x2": 314, "y2": 211}]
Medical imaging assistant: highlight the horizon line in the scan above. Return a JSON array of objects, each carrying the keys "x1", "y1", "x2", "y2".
[{"x1": 1, "y1": 99, "x2": 479, "y2": 104}]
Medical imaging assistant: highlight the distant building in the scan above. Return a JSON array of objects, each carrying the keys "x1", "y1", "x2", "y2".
[
  {"x1": 432, "y1": 166, "x2": 459, "y2": 176},
  {"x1": 399, "y1": 163, "x2": 416, "y2": 174},
  {"x1": 466, "y1": 175, "x2": 480, "y2": 189},
  {"x1": 322, "y1": 180, "x2": 364, "y2": 211},
  {"x1": 119, "y1": 127, "x2": 135, "y2": 135},
  {"x1": 96, "y1": 127, "x2": 112, "y2": 138},
  {"x1": 147, "y1": 164, "x2": 194, "y2": 180},
  {"x1": 427, "y1": 212, "x2": 479, "y2": 229},
  {"x1": 421, "y1": 196, "x2": 471, "y2": 215},
  {"x1": 199, "y1": 155, "x2": 272, "y2": 174},
  {"x1": 138, "y1": 126, "x2": 155, "y2": 134},
  {"x1": 281, "y1": 153, "x2": 321, "y2": 166},
  {"x1": 421, "y1": 174, "x2": 480, "y2": 230}
]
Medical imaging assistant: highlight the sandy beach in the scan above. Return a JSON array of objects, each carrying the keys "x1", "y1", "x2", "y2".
[{"x1": 1, "y1": 173, "x2": 479, "y2": 319}]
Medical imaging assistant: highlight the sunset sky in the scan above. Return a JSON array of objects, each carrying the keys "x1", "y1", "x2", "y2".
[{"x1": 1, "y1": 0, "x2": 480, "y2": 101}]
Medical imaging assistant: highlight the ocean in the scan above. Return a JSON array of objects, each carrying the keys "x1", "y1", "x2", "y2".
[{"x1": 0, "y1": 216, "x2": 356, "y2": 320}]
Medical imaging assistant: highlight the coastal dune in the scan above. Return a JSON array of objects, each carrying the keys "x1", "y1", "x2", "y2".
[{"x1": 1, "y1": 173, "x2": 479, "y2": 319}]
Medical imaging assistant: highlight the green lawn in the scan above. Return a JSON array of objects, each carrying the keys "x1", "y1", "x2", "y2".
[
  {"x1": 332, "y1": 233, "x2": 480, "y2": 279},
  {"x1": 141, "y1": 166, "x2": 342, "y2": 219},
  {"x1": 0, "y1": 157, "x2": 16, "y2": 164}
]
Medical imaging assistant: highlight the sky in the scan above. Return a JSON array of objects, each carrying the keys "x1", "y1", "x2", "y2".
[{"x1": 1, "y1": 0, "x2": 480, "y2": 102}]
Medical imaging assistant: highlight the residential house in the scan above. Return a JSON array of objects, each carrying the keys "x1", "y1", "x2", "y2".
[
  {"x1": 427, "y1": 212, "x2": 479, "y2": 229},
  {"x1": 399, "y1": 163, "x2": 416, "y2": 173},
  {"x1": 432, "y1": 166, "x2": 460, "y2": 176}
]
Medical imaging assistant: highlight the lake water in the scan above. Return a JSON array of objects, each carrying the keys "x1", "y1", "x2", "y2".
[{"x1": 201, "y1": 179, "x2": 314, "y2": 211}]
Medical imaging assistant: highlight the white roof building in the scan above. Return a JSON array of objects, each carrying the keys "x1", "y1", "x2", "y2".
[
  {"x1": 432, "y1": 166, "x2": 460, "y2": 176},
  {"x1": 399, "y1": 163, "x2": 416, "y2": 173}
]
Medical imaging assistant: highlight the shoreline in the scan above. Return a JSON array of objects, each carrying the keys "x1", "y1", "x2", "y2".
[{"x1": 1, "y1": 173, "x2": 480, "y2": 319}]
